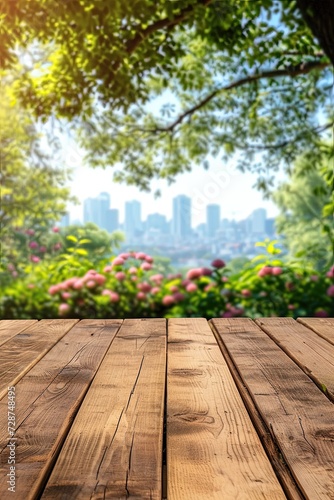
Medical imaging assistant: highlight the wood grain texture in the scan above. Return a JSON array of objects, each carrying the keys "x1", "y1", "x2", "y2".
[
  {"x1": 209, "y1": 320, "x2": 304, "y2": 500},
  {"x1": 0, "y1": 319, "x2": 122, "y2": 500},
  {"x1": 42, "y1": 318, "x2": 166, "y2": 500},
  {"x1": 297, "y1": 317, "x2": 334, "y2": 346},
  {"x1": 0, "y1": 320, "x2": 38, "y2": 347},
  {"x1": 0, "y1": 319, "x2": 78, "y2": 401},
  {"x1": 256, "y1": 317, "x2": 334, "y2": 401},
  {"x1": 167, "y1": 318, "x2": 286, "y2": 500},
  {"x1": 212, "y1": 318, "x2": 334, "y2": 500}
]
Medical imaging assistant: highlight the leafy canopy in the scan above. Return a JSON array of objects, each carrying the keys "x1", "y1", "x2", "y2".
[{"x1": 1, "y1": 0, "x2": 333, "y2": 189}]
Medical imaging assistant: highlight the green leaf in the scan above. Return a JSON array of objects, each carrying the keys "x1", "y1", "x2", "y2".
[{"x1": 66, "y1": 235, "x2": 78, "y2": 243}]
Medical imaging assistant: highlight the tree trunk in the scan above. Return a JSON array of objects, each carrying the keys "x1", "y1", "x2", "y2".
[{"x1": 296, "y1": 0, "x2": 334, "y2": 65}]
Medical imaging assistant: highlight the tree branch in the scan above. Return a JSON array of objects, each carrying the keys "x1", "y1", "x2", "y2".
[
  {"x1": 152, "y1": 59, "x2": 330, "y2": 132},
  {"x1": 125, "y1": 0, "x2": 214, "y2": 55}
]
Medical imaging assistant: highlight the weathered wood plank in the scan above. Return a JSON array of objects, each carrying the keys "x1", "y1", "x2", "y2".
[
  {"x1": 42, "y1": 318, "x2": 166, "y2": 500},
  {"x1": 211, "y1": 318, "x2": 334, "y2": 500},
  {"x1": 0, "y1": 319, "x2": 122, "y2": 500},
  {"x1": 167, "y1": 318, "x2": 286, "y2": 500},
  {"x1": 256, "y1": 317, "x2": 334, "y2": 401},
  {"x1": 297, "y1": 317, "x2": 334, "y2": 346},
  {"x1": 209, "y1": 320, "x2": 304, "y2": 500},
  {"x1": 0, "y1": 319, "x2": 78, "y2": 401},
  {"x1": 0, "y1": 320, "x2": 38, "y2": 347}
]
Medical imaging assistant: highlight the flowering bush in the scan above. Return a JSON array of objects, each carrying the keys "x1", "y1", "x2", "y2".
[{"x1": 0, "y1": 241, "x2": 333, "y2": 319}]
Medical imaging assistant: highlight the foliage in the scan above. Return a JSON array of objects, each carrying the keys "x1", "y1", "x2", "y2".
[
  {"x1": 0, "y1": 84, "x2": 74, "y2": 276},
  {"x1": 273, "y1": 149, "x2": 334, "y2": 269},
  {"x1": 1, "y1": 241, "x2": 333, "y2": 320},
  {"x1": 0, "y1": 223, "x2": 124, "y2": 288},
  {"x1": 1, "y1": 0, "x2": 333, "y2": 191}
]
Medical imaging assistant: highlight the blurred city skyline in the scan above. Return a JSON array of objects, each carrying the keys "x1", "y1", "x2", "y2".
[{"x1": 67, "y1": 161, "x2": 281, "y2": 226}]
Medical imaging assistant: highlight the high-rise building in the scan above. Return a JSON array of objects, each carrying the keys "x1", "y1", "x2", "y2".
[
  {"x1": 98, "y1": 192, "x2": 111, "y2": 230},
  {"x1": 125, "y1": 200, "x2": 142, "y2": 241},
  {"x1": 250, "y1": 208, "x2": 267, "y2": 235},
  {"x1": 206, "y1": 204, "x2": 220, "y2": 238},
  {"x1": 146, "y1": 213, "x2": 168, "y2": 234},
  {"x1": 172, "y1": 195, "x2": 192, "y2": 239},
  {"x1": 106, "y1": 209, "x2": 119, "y2": 233},
  {"x1": 83, "y1": 192, "x2": 111, "y2": 230}
]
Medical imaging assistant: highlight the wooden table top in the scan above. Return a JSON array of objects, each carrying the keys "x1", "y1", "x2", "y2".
[{"x1": 0, "y1": 318, "x2": 333, "y2": 499}]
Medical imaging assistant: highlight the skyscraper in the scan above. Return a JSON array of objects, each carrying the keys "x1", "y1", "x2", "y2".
[
  {"x1": 172, "y1": 195, "x2": 192, "y2": 239},
  {"x1": 206, "y1": 204, "x2": 220, "y2": 238},
  {"x1": 125, "y1": 200, "x2": 142, "y2": 242},
  {"x1": 83, "y1": 192, "x2": 111, "y2": 230},
  {"x1": 250, "y1": 208, "x2": 267, "y2": 235}
]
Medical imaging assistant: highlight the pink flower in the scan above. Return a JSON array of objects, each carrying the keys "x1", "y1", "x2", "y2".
[
  {"x1": 135, "y1": 252, "x2": 147, "y2": 260},
  {"x1": 186, "y1": 283, "x2": 198, "y2": 293},
  {"x1": 162, "y1": 295, "x2": 175, "y2": 306},
  {"x1": 150, "y1": 274, "x2": 164, "y2": 283},
  {"x1": 145, "y1": 255, "x2": 154, "y2": 263},
  {"x1": 129, "y1": 266, "x2": 137, "y2": 274},
  {"x1": 39, "y1": 246, "x2": 47, "y2": 253},
  {"x1": 25, "y1": 229, "x2": 35, "y2": 236},
  {"x1": 62, "y1": 292, "x2": 71, "y2": 300},
  {"x1": 58, "y1": 303, "x2": 70, "y2": 315},
  {"x1": 326, "y1": 285, "x2": 334, "y2": 297},
  {"x1": 186, "y1": 268, "x2": 202, "y2": 280},
  {"x1": 73, "y1": 279, "x2": 84, "y2": 290},
  {"x1": 221, "y1": 276, "x2": 229, "y2": 282},
  {"x1": 272, "y1": 267, "x2": 283, "y2": 275},
  {"x1": 170, "y1": 285, "x2": 179, "y2": 293},
  {"x1": 258, "y1": 266, "x2": 272, "y2": 277},
  {"x1": 48, "y1": 285, "x2": 60, "y2": 295},
  {"x1": 12, "y1": 271, "x2": 18, "y2": 278},
  {"x1": 112, "y1": 257, "x2": 125, "y2": 266},
  {"x1": 86, "y1": 269, "x2": 97, "y2": 275},
  {"x1": 29, "y1": 241, "x2": 38, "y2": 249},
  {"x1": 109, "y1": 291, "x2": 120, "y2": 302},
  {"x1": 138, "y1": 282, "x2": 151, "y2": 293},
  {"x1": 136, "y1": 292, "x2": 146, "y2": 300},
  {"x1": 102, "y1": 290, "x2": 120, "y2": 302},
  {"x1": 173, "y1": 292, "x2": 185, "y2": 303},
  {"x1": 315, "y1": 309, "x2": 329, "y2": 317},
  {"x1": 201, "y1": 267, "x2": 212, "y2": 276},
  {"x1": 7, "y1": 263, "x2": 15, "y2": 272},
  {"x1": 86, "y1": 280, "x2": 96, "y2": 288},
  {"x1": 64, "y1": 277, "x2": 78, "y2": 288},
  {"x1": 104, "y1": 265, "x2": 113, "y2": 273},
  {"x1": 288, "y1": 304, "x2": 295, "y2": 310},
  {"x1": 53, "y1": 242, "x2": 62, "y2": 251},
  {"x1": 182, "y1": 279, "x2": 191, "y2": 287},
  {"x1": 326, "y1": 266, "x2": 334, "y2": 278},
  {"x1": 211, "y1": 259, "x2": 225, "y2": 269},
  {"x1": 241, "y1": 289, "x2": 251, "y2": 297},
  {"x1": 221, "y1": 311, "x2": 234, "y2": 318},
  {"x1": 27, "y1": 284, "x2": 35, "y2": 289},
  {"x1": 119, "y1": 252, "x2": 130, "y2": 260},
  {"x1": 52, "y1": 226, "x2": 60, "y2": 233},
  {"x1": 30, "y1": 255, "x2": 40, "y2": 263},
  {"x1": 204, "y1": 284, "x2": 215, "y2": 292},
  {"x1": 230, "y1": 306, "x2": 244, "y2": 316},
  {"x1": 141, "y1": 262, "x2": 152, "y2": 271},
  {"x1": 151, "y1": 287, "x2": 160, "y2": 295},
  {"x1": 115, "y1": 271, "x2": 126, "y2": 281},
  {"x1": 310, "y1": 275, "x2": 319, "y2": 282},
  {"x1": 94, "y1": 274, "x2": 106, "y2": 286}
]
